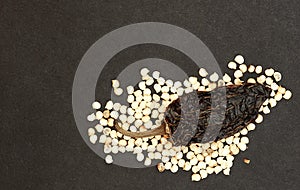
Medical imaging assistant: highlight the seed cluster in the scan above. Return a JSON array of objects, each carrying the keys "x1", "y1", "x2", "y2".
[{"x1": 86, "y1": 54, "x2": 292, "y2": 182}]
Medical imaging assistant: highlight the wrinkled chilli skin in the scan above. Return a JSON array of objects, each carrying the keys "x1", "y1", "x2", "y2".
[{"x1": 164, "y1": 83, "x2": 271, "y2": 145}]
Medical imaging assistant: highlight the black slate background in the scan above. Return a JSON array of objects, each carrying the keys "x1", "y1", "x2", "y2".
[{"x1": 1, "y1": 0, "x2": 300, "y2": 190}]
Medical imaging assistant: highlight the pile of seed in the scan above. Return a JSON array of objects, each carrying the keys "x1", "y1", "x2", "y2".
[{"x1": 86, "y1": 54, "x2": 292, "y2": 181}]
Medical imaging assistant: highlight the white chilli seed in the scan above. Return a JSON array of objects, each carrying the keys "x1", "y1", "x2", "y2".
[
  {"x1": 183, "y1": 162, "x2": 192, "y2": 171},
  {"x1": 270, "y1": 83, "x2": 279, "y2": 91},
  {"x1": 89, "y1": 135, "x2": 97, "y2": 144},
  {"x1": 113, "y1": 103, "x2": 121, "y2": 111},
  {"x1": 239, "y1": 64, "x2": 247, "y2": 73},
  {"x1": 200, "y1": 170, "x2": 208, "y2": 178},
  {"x1": 278, "y1": 86, "x2": 286, "y2": 94},
  {"x1": 178, "y1": 159, "x2": 185, "y2": 168},
  {"x1": 283, "y1": 90, "x2": 292, "y2": 100},
  {"x1": 95, "y1": 111, "x2": 103, "y2": 120},
  {"x1": 191, "y1": 174, "x2": 201, "y2": 182},
  {"x1": 105, "y1": 155, "x2": 113, "y2": 164},
  {"x1": 127, "y1": 86, "x2": 134, "y2": 94},
  {"x1": 144, "y1": 158, "x2": 151, "y2": 166},
  {"x1": 136, "y1": 153, "x2": 145, "y2": 162},
  {"x1": 241, "y1": 137, "x2": 249, "y2": 144},
  {"x1": 183, "y1": 79, "x2": 191, "y2": 87},
  {"x1": 107, "y1": 118, "x2": 114, "y2": 127},
  {"x1": 269, "y1": 98, "x2": 277, "y2": 107},
  {"x1": 234, "y1": 70, "x2": 243, "y2": 78},
  {"x1": 87, "y1": 113, "x2": 96, "y2": 121},
  {"x1": 138, "y1": 81, "x2": 146, "y2": 90},
  {"x1": 223, "y1": 168, "x2": 230, "y2": 175},
  {"x1": 275, "y1": 93, "x2": 283, "y2": 101},
  {"x1": 165, "y1": 79, "x2": 173, "y2": 87},
  {"x1": 201, "y1": 78, "x2": 210, "y2": 86},
  {"x1": 273, "y1": 72, "x2": 282, "y2": 82},
  {"x1": 170, "y1": 164, "x2": 178, "y2": 173},
  {"x1": 157, "y1": 77, "x2": 165, "y2": 85},
  {"x1": 130, "y1": 125, "x2": 137, "y2": 132},
  {"x1": 189, "y1": 77, "x2": 198, "y2": 85},
  {"x1": 114, "y1": 88, "x2": 123, "y2": 96},
  {"x1": 255, "y1": 66, "x2": 263, "y2": 74},
  {"x1": 209, "y1": 72, "x2": 219, "y2": 82},
  {"x1": 247, "y1": 123, "x2": 255, "y2": 131},
  {"x1": 257, "y1": 75, "x2": 266, "y2": 84},
  {"x1": 228, "y1": 61, "x2": 237, "y2": 69},
  {"x1": 88, "y1": 128, "x2": 95, "y2": 136},
  {"x1": 247, "y1": 78, "x2": 256, "y2": 84},
  {"x1": 146, "y1": 77, "x2": 154, "y2": 86},
  {"x1": 214, "y1": 166, "x2": 223, "y2": 174},
  {"x1": 111, "y1": 146, "x2": 119, "y2": 154},
  {"x1": 118, "y1": 146, "x2": 126, "y2": 153},
  {"x1": 105, "y1": 100, "x2": 113, "y2": 110},
  {"x1": 190, "y1": 157, "x2": 198, "y2": 166},
  {"x1": 103, "y1": 110, "x2": 110, "y2": 118},
  {"x1": 266, "y1": 77, "x2": 273, "y2": 85},
  {"x1": 206, "y1": 167, "x2": 214, "y2": 174},
  {"x1": 140, "y1": 68, "x2": 149, "y2": 76},
  {"x1": 144, "y1": 88, "x2": 151, "y2": 95},
  {"x1": 263, "y1": 106, "x2": 271, "y2": 114},
  {"x1": 223, "y1": 73, "x2": 231, "y2": 83},
  {"x1": 238, "y1": 143, "x2": 247, "y2": 151},
  {"x1": 265, "y1": 68, "x2": 275, "y2": 76},
  {"x1": 234, "y1": 78, "x2": 243, "y2": 85},
  {"x1": 95, "y1": 124, "x2": 103, "y2": 133},
  {"x1": 248, "y1": 65, "x2": 255, "y2": 73},
  {"x1": 99, "y1": 135, "x2": 107, "y2": 143},
  {"x1": 234, "y1": 55, "x2": 244, "y2": 64},
  {"x1": 240, "y1": 128, "x2": 248, "y2": 135},
  {"x1": 100, "y1": 119, "x2": 108, "y2": 126},
  {"x1": 112, "y1": 80, "x2": 120, "y2": 88},
  {"x1": 152, "y1": 71, "x2": 160, "y2": 79},
  {"x1": 154, "y1": 152, "x2": 162, "y2": 159},
  {"x1": 92, "y1": 101, "x2": 101, "y2": 109},
  {"x1": 199, "y1": 68, "x2": 208, "y2": 77}
]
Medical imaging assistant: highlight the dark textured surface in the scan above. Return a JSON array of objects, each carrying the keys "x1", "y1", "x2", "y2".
[
  {"x1": 1, "y1": 0, "x2": 299, "y2": 189},
  {"x1": 165, "y1": 84, "x2": 272, "y2": 144}
]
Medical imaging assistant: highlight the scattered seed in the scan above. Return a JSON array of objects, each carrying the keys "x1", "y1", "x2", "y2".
[
  {"x1": 199, "y1": 68, "x2": 208, "y2": 77},
  {"x1": 89, "y1": 135, "x2": 97, "y2": 144},
  {"x1": 257, "y1": 75, "x2": 266, "y2": 84},
  {"x1": 92, "y1": 101, "x2": 101, "y2": 109},
  {"x1": 243, "y1": 158, "x2": 251, "y2": 164},
  {"x1": 273, "y1": 72, "x2": 282, "y2": 82},
  {"x1": 255, "y1": 66, "x2": 263, "y2": 74},
  {"x1": 228, "y1": 61, "x2": 237, "y2": 69},
  {"x1": 163, "y1": 162, "x2": 171, "y2": 170},
  {"x1": 105, "y1": 155, "x2": 113, "y2": 164},
  {"x1": 87, "y1": 113, "x2": 96, "y2": 121},
  {"x1": 248, "y1": 65, "x2": 255, "y2": 73},
  {"x1": 191, "y1": 174, "x2": 201, "y2": 181},
  {"x1": 283, "y1": 90, "x2": 292, "y2": 100},
  {"x1": 223, "y1": 168, "x2": 230, "y2": 175},
  {"x1": 265, "y1": 68, "x2": 274, "y2": 76},
  {"x1": 201, "y1": 78, "x2": 210, "y2": 86},
  {"x1": 208, "y1": 72, "x2": 219, "y2": 82},
  {"x1": 265, "y1": 77, "x2": 273, "y2": 85},
  {"x1": 274, "y1": 93, "x2": 283, "y2": 101},
  {"x1": 95, "y1": 111, "x2": 104, "y2": 120},
  {"x1": 112, "y1": 80, "x2": 120, "y2": 88},
  {"x1": 114, "y1": 88, "x2": 123, "y2": 96},
  {"x1": 140, "y1": 68, "x2": 150, "y2": 76},
  {"x1": 239, "y1": 64, "x2": 247, "y2": 73},
  {"x1": 223, "y1": 73, "x2": 231, "y2": 83},
  {"x1": 234, "y1": 55, "x2": 244, "y2": 64},
  {"x1": 234, "y1": 70, "x2": 243, "y2": 78}
]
